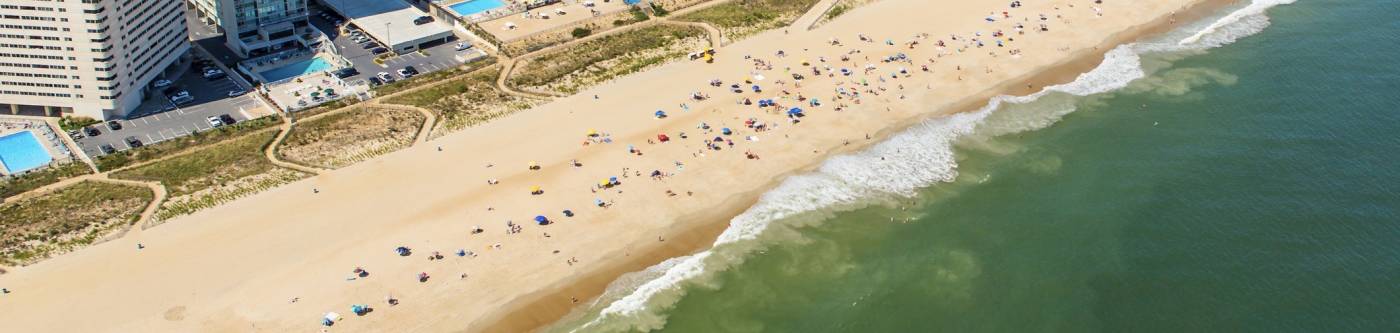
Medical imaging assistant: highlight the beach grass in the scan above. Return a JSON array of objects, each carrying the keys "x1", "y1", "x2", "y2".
[
  {"x1": 94, "y1": 115, "x2": 283, "y2": 172},
  {"x1": 0, "y1": 181, "x2": 151, "y2": 266},
  {"x1": 384, "y1": 68, "x2": 539, "y2": 137},
  {"x1": 111, "y1": 130, "x2": 308, "y2": 222},
  {"x1": 510, "y1": 24, "x2": 707, "y2": 94},
  {"x1": 279, "y1": 106, "x2": 424, "y2": 169},
  {"x1": 677, "y1": 0, "x2": 821, "y2": 39},
  {"x1": 0, "y1": 162, "x2": 92, "y2": 199}
]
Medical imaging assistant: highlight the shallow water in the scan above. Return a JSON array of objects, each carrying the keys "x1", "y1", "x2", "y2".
[{"x1": 551, "y1": 1, "x2": 1400, "y2": 331}]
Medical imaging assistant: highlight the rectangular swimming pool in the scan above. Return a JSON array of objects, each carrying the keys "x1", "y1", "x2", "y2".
[
  {"x1": 0, "y1": 131, "x2": 53, "y2": 174},
  {"x1": 260, "y1": 58, "x2": 335, "y2": 82},
  {"x1": 449, "y1": 0, "x2": 506, "y2": 16}
]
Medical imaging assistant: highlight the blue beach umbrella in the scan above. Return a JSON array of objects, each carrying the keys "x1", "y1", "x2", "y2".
[{"x1": 535, "y1": 215, "x2": 549, "y2": 225}]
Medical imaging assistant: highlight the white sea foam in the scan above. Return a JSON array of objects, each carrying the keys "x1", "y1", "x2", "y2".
[{"x1": 564, "y1": 1, "x2": 1296, "y2": 332}]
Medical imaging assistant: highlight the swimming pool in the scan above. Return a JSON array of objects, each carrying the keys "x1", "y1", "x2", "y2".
[
  {"x1": 449, "y1": 0, "x2": 506, "y2": 16},
  {"x1": 259, "y1": 57, "x2": 335, "y2": 82},
  {"x1": 0, "y1": 131, "x2": 53, "y2": 174}
]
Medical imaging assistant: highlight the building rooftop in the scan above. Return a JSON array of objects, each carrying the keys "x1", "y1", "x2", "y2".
[{"x1": 322, "y1": 0, "x2": 453, "y2": 51}]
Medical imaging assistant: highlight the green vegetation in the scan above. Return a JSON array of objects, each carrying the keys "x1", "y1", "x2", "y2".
[
  {"x1": 0, "y1": 181, "x2": 151, "y2": 266},
  {"x1": 384, "y1": 68, "x2": 538, "y2": 135},
  {"x1": 0, "y1": 162, "x2": 91, "y2": 199},
  {"x1": 677, "y1": 0, "x2": 820, "y2": 38},
  {"x1": 94, "y1": 115, "x2": 282, "y2": 171},
  {"x1": 374, "y1": 57, "x2": 498, "y2": 97},
  {"x1": 57, "y1": 116, "x2": 100, "y2": 131},
  {"x1": 511, "y1": 24, "x2": 706, "y2": 93},
  {"x1": 826, "y1": 3, "x2": 849, "y2": 20},
  {"x1": 571, "y1": 27, "x2": 593, "y2": 39},
  {"x1": 293, "y1": 98, "x2": 358, "y2": 120},
  {"x1": 112, "y1": 130, "x2": 280, "y2": 197},
  {"x1": 651, "y1": 3, "x2": 672, "y2": 17},
  {"x1": 280, "y1": 106, "x2": 423, "y2": 169}
]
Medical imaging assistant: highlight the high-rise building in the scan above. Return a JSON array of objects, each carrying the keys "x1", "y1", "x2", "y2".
[
  {"x1": 0, "y1": 0, "x2": 190, "y2": 120},
  {"x1": 189, "y1": 0, "x2": 310, "y2": 58}
]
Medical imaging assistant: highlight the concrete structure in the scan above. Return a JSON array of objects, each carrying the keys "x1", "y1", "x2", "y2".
[
  {"x1": 189, "y1": 0, "x2": 313, "y2": 58},
  {"x1": 0, "y1": 0, "x2": 190, "y2": 120},
  {"x1": 322, "y1": 0, "x2": 453, "y2": 54}
]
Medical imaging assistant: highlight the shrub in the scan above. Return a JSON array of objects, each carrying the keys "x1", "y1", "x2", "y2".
[{"x1": 571, "y1": 27, "x2": 593, "y2": 39}]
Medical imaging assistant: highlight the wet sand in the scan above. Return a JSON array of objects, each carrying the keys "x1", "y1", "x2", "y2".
[{"x1": 0, "y1": 0, "x2": 1231, "y2": 331}]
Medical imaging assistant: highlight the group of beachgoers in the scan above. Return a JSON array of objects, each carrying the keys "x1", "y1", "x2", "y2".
[{"x1": 272, "y1": 0, "x2": 1106, "y2": 327}]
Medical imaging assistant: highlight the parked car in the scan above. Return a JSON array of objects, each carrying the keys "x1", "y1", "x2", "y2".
[
  {"x1": 404, "y1": 66, "x2": 420, "y2": 76},
  {"x1": 396, "y1": 68, "x2": 413, "y2": 79},
  {"x1": 153, "y1": 79, "x2": 173, "y2": 88},
  {"x1": 68, "y1": 129, "x2": 83, "y2": 139},
  {"x1": 367, "y1": 77, "x2": 383, "y2": 87},
  {"x1": 333, "y1": 67, "x2": 360, "y2": 79},
  {"x1": 106, "y1": 120, "x2": 122, "y2": 131},
  {"x1": 99, "y1": 144, "x2": 116, "y2": 154},
  {"x1": 227, "y1": 89, "x2": 246, "y2": 97},
  {"x1": 203, "y1": 68, "x2": 226, "y2": 79},
  {"x1": 219, "y1": 114, "x2": 237, "y2": 125},
  {"x1": 125, "y1": 136, "x2": 143, "y2": 148},
  {"x1": 371, "y1": 47, "x2": 389, "y2": 55},
  {"x1": 207, "y1": 116, "x2": 224, "y2": 128},
  {"x1": 455, "y1": 42, "x2": 474, "y2": 51},
  {"x1": 413, "y1": 16, "x2": 435, "y2": 25},
  {"x1": 377, "y1": 72, "x2": 395, "y2": 83},
  {"x1": 84, "y1": 127, "x2": 101, "y2": 137}
]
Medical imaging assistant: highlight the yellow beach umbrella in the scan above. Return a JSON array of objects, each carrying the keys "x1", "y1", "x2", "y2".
[
  {"x1": 587, "y1": 129, "x2": 598, "y2": 137},
  {"x1": 530, "y1": 185, "x2": 542, "y2": 192}
]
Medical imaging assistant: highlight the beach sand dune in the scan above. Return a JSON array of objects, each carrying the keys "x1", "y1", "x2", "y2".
[{"x1": 0, "y1": 0, "x2": 1226, "y2": 331}]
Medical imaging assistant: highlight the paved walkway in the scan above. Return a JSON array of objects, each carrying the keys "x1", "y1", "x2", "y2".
[{"x1": 790, "y1": 0, "x2": 844, "y2": 31}]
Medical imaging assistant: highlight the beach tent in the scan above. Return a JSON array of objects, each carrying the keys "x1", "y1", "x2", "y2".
[
  {"x1": 352, "y1": 304, "x2": 369, "y2": 316},
  {"x1": 655, "y1": 110, "x2": 668, "y2": 118},
  {"x1": 788, "y1": 108, "x2": 804, "y2": 116},
  {"x1": 721, "y1": 128, "x2": 733, "y2": 135},
  {"x1": 323, "y1": 312, "x2": 341, "y2": 326},
  {"x1": 395, "y1": 246, "x2": 411, "y2": 256},
  {"x1": 563, "y1": 210, "x2": 574, "y2": 217},
  {"x1": 657, "y1": 134, "x2": 670, "y2": 142},
  {"x1": 535, "y1": 215, "x2": 549, "y2": 225}
]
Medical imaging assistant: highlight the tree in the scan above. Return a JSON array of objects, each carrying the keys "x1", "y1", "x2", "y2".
[{"x1": 571, "y1": 27, "x2": 593, "y2": 39}]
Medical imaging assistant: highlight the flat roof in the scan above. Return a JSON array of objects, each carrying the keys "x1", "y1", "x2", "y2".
[{"x1": 324, "y1": 0, "x2": 453, "y2": 50}]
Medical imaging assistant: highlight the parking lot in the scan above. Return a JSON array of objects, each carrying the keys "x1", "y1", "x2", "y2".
[
  {"x1": 308, "y1": 3, "x2": 486, "y2": 86},
  {"x1": 73, "y1": 63, "x2": 267, "y2": 157}
]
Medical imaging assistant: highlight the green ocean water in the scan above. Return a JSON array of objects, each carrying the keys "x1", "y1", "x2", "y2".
[{"x1": 551, "y1": 1, "x2": 1400, "y2": 332}]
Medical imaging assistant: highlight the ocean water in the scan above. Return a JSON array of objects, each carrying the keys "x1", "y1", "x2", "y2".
[{"x1": 547, "y1": 0, "x2": 1400, "y2": 332}]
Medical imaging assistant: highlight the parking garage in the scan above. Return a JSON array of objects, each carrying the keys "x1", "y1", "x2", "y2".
[{"x1": 321, "y1": 0, "x2": 455, "y2": 54}]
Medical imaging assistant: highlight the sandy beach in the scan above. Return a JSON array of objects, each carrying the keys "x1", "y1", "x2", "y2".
[{"x1": 0, "y1": 0, "x2": 1228, "y2": 331}]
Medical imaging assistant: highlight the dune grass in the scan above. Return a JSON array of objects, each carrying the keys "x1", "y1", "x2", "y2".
[
  {"x1": 0, "y1": 162, "x2": 91, "y2": 199},
  {"x1": 510, "y1": 24, "x2": 707, "y2": 94},
  {"x1": 677, "y1": 0, "x2": 820, "y2": 39},
  {"x1": 280, "y1": 106, "x2": 424, "y2": 169},
  {"x1": 384, "y1": 68, "x2": 539, "y2": 136},
  {"x1": 0, "y1": 181, "x2": 151, "y2": 266}
]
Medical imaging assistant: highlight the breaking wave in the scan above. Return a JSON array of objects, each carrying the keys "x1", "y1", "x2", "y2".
[{"x1": 556, "y1": 1, "x2": 1297, "y2": 332}]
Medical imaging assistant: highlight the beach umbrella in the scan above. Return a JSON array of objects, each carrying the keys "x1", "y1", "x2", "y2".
[
  {"x1": 530, "y1": 185, "x2": 542, "y2": 194},
  {"x1": 595, "y1": 198, "x2": 605, "y2": 207},
  {"x1": 788, "y1": 107, "x2": 803, "y2": 116},
  {"x1": 599, "y1": 179, "x2": 610, "y2": 187},
  {"x1": 657, "y1": 134, "x2": 670, "y2": 142},
  {"x1": 535, "y1": 215, "x2": 548, "y2": 225},
  {"x1": 528, "y1": 161, "x2": 539, "y2": 169},
  {"x1": 587, "y1": 129, "x2": 598, "y2": 137},
  {"x1": 722, "y1": 128, "x2": 733, "y2": 135},
  {"x1": 563, "y1": 210, "x2": 574, "y2": 217},
  {"x1": 655, "y1": 110, "x2": 667, "y2": 118},
  {"x1": 609, "y1": 176, "x2": 619, "y2": 184}
]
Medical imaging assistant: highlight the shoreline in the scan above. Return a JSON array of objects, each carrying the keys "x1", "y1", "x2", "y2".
[
  {"x1": 0, "y1": 1, "x2": 1248, "y2": 331},
  {"x1": 477, "y1": 0, "x2": 1241, "y2": 331}
]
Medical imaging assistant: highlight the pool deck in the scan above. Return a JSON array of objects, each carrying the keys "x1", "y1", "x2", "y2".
[{"x1": 479, "y1": 0, "x2": 632, "y2": 42}]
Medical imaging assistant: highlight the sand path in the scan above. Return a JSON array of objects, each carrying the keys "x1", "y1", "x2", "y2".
[{"x1": 0, "y1": 0, "x2": 1221, "y2": 331}]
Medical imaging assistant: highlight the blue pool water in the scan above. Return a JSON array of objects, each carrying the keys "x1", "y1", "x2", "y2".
[
  {"x1": 449, "y1": 0, "x2": 506, "y2": 16},
  {"x1": 0, "y1": 131, "x2": 53, "y2": 174},
  {"x1": 259, "y1": 58, "x2": 335, "y2": 82}
]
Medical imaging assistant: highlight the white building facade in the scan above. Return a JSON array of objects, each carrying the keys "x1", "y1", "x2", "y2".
[{"x1": 0, "y1": 0, "x2": 189, "y2": 120}]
